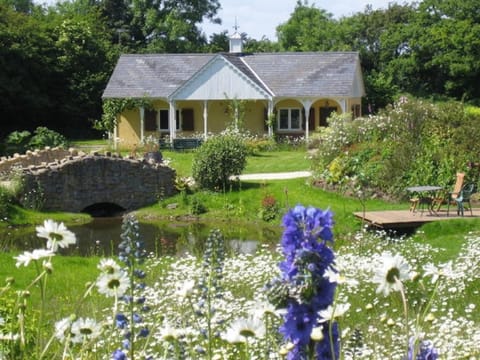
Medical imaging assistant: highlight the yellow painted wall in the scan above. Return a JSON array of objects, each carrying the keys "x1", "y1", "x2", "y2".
[
  {"x1": 117, "y1": 109, "x2": 141, "y2": 148},
  {"x1": 244, "y1": 101, "x2": 268, "y2": 135},
  {"x1": 115, "y1": 97, "x2": 362, "y2": 149},
  {"x1": 206, "y1": 101, "x2": 231, "y2": 133},
  {"x1": 275, "y1": 99, "x2": 302, "y2": 108}
]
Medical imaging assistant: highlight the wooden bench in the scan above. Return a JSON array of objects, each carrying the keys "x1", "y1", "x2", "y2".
[{"x1": 172, "y1": 138, "x2": 203, "y2": 150}]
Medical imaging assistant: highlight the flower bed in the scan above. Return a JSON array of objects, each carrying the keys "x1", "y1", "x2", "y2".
[{"x1": 1, "y1": 211, "x2": 479, "y2": 359}]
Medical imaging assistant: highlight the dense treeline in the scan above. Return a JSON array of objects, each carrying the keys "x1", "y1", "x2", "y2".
[{"x1": 1, "y1": 0, "x2": 479, "y2": 139}]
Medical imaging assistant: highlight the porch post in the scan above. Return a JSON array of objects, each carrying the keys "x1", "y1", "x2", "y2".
[
  {"x1": 301, "y1": 100, "x2": 313, "y2": 142},
  {"x1": 340, "y1": 98, "x2": 346, "y2": 113},
  {"x1": 139, "y1": 107, "x2": 145, "y2": 143},
  {"x1": 203, "y1": 100, "x2": 208, "y2": 139},
  {"x1": 267, "y1": 100, "x2": 274, "y2": 137},
  {"x1": 169, "y1": 101, "x2": 176, "y2": 140},
  {"x1": 113, "y1": 120, "x2": 118, "y2": 150}
]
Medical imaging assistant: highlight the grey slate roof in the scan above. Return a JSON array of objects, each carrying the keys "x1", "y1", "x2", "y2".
[
  {"x1": 244, "y1": 52, "x2": 360, "y2": 97},
  {"x1": 102, "y1": 54, "x2": 214, "y2": 98},
  {"x1": 103, "y1": 52, "x2": 361, "y2": 99}
]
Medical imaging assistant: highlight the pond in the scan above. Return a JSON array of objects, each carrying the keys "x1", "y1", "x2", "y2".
[{"x1": 0, "y1": 217, "x2": 282, "y2": 257}]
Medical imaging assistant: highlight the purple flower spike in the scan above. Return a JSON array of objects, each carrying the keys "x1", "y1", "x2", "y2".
[
  {"x1": 276, "y1": 205, "x2": 338, "y2": 360},
  {"x1": 112, "y1": 349, "x2": 126, "y2": 360},
  {"x1": 407, "y1": 338, "x2": 439, "y2": 360}
]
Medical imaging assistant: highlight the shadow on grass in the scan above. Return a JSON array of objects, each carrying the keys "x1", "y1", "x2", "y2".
[{"x1": 230, "y1": 181, "x2": 263, "y2": 191}]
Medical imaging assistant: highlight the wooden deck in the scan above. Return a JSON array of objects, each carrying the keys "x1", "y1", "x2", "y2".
[{"x1": 354, "y1": 208, "x2": 480, "y2": 229}]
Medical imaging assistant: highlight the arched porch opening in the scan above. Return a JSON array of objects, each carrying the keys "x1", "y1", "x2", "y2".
[{"x1": 315, "y1": 99, "x2": 341, "y2": 128}]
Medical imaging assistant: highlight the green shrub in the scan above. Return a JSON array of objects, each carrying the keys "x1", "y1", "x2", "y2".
[
  {"x1": 192, "y1": 132, "x2": 248, "y2": 191},
  {"x1": 244, "y1": 136, "x2": 277, "y2": 154},
  {"x1": 4, "y1": 130, "x2": 31, "y2": 155},
  {"x1": 312, "y1": 96, "x2": 480, "y2": 198},
  {"x1": 190, "y1": 195, "x2": 207, "y2": 215},
  {"x1": 28, "y1": 127, "x2": 69, "y2": 150},
  {"x1": 3, "y1": 127, "x2": 69, "y2": 156}
]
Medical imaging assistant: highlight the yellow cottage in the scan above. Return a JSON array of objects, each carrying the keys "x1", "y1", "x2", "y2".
[{"x1": 102, "y1": 32, "x2": 365, "y2": 149}]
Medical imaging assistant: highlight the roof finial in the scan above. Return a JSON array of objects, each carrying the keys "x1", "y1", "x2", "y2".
[{"x1": 233, "y1": 17, "x2": 240, "y2": 32}]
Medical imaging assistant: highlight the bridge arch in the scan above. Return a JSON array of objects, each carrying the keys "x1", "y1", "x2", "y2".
[
  {"x1": 82, "y1": 202, "x2": 126, "y2": 217},
  {"x1": 20, "y1": 153, "x2": 176, "y2": 213}
]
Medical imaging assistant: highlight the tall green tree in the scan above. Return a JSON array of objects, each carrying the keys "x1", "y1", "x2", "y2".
[
  {"x1": 401, "y1": 0, "x2": 480, "y2": 100},
  {"x1": 276, "y1": 0, "x2": 337, "y2": 51},
  {"x1": 0, "y1": 4, "x2": 59, "y2": 137},
  {"x1": 97, "y1": 0, "x2": 221, "y2": 52},
  {"x1": 0, "y1": 0, "x2": 34, "y2": 13},
  {"x1": 244, "y1": 35, "x2": 279, "y2": 53},
  {"x1": 0, "y1": 2, "x2": 116, "y2": 138},
  {"x1": 207, "y1": 31, "x2": 228, "y2": 53},
  {"x1": 53, "y1": 7, "x2": 116, "y2": 132}
]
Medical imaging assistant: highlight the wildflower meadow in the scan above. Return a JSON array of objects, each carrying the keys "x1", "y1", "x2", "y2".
[{"x1": 1, "y1": 207, "x2": 480, "y2": 359}]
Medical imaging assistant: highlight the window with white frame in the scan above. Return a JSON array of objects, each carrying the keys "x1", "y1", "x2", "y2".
[
  {"x1": 278, "y1": 108, "x2": 302, "y2": 131},
  {"x1": 158, "y1": 109, "x2": 180, "y2": 132}
]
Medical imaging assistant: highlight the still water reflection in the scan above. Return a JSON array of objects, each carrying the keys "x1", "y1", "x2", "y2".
[{"x1": 1, "y1": 217, "x2": 281, "y2": 257}]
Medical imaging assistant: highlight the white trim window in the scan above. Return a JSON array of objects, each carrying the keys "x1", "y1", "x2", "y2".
[
  {"x1": 278, "y1": 108, "x2": 302, "y2": 131},
  {"x1": 159, "y1": 109, "x2": 180, "y2": 131}
]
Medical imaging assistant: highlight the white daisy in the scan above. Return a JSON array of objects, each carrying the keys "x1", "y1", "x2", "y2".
[
  {"x1": 54, "y1": 317, "x2": 72, "y2": 341},
  {"x1": 96, "y1": 271, "x2": 130, "y2": 297},
  {"x1": 423, "y1": 261, "x2": 454, "y2": 284},
  {"x1": 36, "y1": 219, "x2": 76, "y2": 252},
  {"x1": 373, "y1": 252, "x2": 411, "y2": 296},
  {"x1": 318, "y1": 303, "x2": 351, "y2": 323},
  {"x1": 251, "y1": 301, "x2": 286, "y2": 320},
  {"x1": 175, "y1": 279, "x2": 195, "y2": 299},
  {"x1": 324, "y1": 266, "x2": 359, "y2": 287},
  {"x1": 97, "y1": 258, "x2": 122, "y2": 274},
  {"x1": 14, "y1": 249, "x2": 55, "y2": 267},
  {"x1": 222, "y1": 317, "x2": 266, "y2": 344},
  {"x1": 160, "y1": 322, "x2": 180, "y2": 341},
  {"x1": 70, "y1": 317, "x2": 102, "y2": 344}
]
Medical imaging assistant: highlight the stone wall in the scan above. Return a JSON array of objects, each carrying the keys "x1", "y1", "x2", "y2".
[
  {"x1": 0, "y1": 147, "x2": 81, "y2": 179},
  {"x1": 20, "y1": 152, "x2": 176, "y2": 213}
]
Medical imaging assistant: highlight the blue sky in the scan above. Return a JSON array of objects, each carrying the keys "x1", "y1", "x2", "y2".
[{"x1": 201, "y1": 0, "x2": 403, "y2": 40}]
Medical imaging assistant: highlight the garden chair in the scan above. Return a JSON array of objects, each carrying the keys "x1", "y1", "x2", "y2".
[
  {"x1": 433, "y1": 172, "x2": 464, "y2": 213},
  {"x1": 454, "y1": 183, "x2": 476, "y2": 216}
]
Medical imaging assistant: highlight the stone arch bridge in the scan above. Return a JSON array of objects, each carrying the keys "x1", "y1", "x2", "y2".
[{"x1": 19, "y1": 151, "x2": 176, "y2": 214}]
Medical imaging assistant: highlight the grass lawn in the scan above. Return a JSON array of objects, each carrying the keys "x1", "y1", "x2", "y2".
[
  {"x1": 161, "y1": 148, "x2": 311, "y2": 178},
  {"x1": 136, "y1": 147, "x2": 406, "y2": 238}
]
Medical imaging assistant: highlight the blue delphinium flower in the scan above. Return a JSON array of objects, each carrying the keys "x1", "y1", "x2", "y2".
[
  {"x1": 275, "y1": 205, "x2": 338, "y2": 360},
  {"x1": 111, "y1": 215, "x2": 150, "y2": 359},
  {"x1": 195, "y1": 229, "x2": 225, "y2": 359},
  {"x1": 407, "y1": 338, "x2": 439, "y2": 360},
  {"x1": 112, "y1": 349, "x2": 127, "y2": 360},
  {"x1": 314, "y1": 322, "x2": 339, "y2": 360}
]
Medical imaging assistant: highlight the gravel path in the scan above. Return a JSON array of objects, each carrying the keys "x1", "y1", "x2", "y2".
[{"x1": 233, "y1": 171, "x2": 312, "y2": 181}]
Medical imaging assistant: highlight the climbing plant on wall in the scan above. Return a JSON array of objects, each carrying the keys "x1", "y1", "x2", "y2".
[{"x1": 96, "y1": 98, "x2": 153, "y2": 133}]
